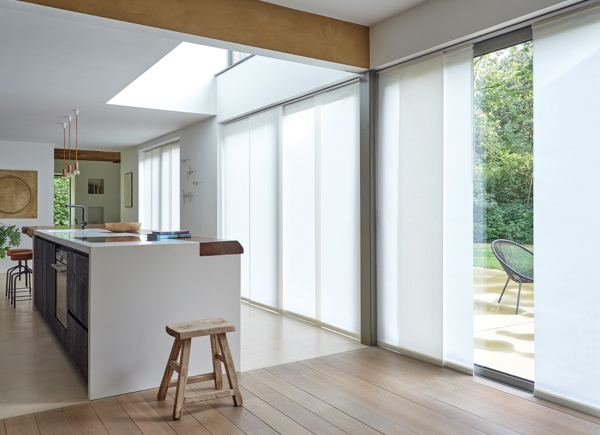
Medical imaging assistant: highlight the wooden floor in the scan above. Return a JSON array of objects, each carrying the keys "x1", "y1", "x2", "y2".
[{"x1": 3, "y1": 347, "x2": 600, "y2": 435}]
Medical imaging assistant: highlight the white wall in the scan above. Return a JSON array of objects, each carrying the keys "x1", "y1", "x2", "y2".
[
  {"x1": 370, "y1": 0, "x2": 579, "y2": 68},
  {"x1": 0, "y1": 141, "x2": 54, "y2": 273},
  {"x1": 121, "y1": 117, "x2": 218, "y2": 237},
  {"x1": 54, "y1": 160, "x2": 121, "y2": 224},
  {"x1": 217, "y1": 56, "x2": 357, "y2": 122}
]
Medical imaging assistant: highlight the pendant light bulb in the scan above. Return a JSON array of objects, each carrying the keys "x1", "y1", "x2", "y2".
[
  {"x1": 61, "y1": 122, "x2": 68, "y2": 179},
  {"x1": 73, "y1": 110, "x2": 80, "y2": 176},
  {"x1": 67, "y1": 115, "x2": 72, "y2": 178}
]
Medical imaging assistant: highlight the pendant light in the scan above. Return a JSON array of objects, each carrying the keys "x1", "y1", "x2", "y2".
[
  {"x1": 73, "y1": 110, "x2": 80, "y2": 175},
  {"x1": 61, "y1": 122, "x2": 67, "y2": 179},
  {"x1": 67, "y1": 115, "x2": 73, "y2": 179}
]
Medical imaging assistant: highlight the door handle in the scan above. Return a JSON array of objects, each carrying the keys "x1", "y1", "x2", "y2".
[{"x1": 51, "y1": 263, "x2": 67, "y2": 273}]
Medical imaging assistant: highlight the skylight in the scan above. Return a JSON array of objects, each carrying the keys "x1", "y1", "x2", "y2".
[{"x1": 107, "y1": 42, "x2": 228, "y2": 114}]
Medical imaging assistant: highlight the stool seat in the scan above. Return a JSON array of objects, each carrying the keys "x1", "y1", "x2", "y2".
[
  {"x1": 7, "y1": 249, "x2": 31, "y2": 256},
  {"x1": 158, "y1": 317, "x2": 242, "y2": 420},
  {"x1": 10, "y1": 252, "x2": 33, "y2": 261},
  {"x1": 166, "y1": 317, "x2": 235, "y2": 339}
]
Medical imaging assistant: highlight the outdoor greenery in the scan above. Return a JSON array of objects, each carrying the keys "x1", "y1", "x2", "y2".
[
  {"x1": 54, "y1": 176, "x2": 71, "y2": 225},
  {"x1": 0, "y1": 223, "x2": 21, "y2": 259},
  {"x1": 474, "y1": 42, "x2": 533, "y2": 245}
]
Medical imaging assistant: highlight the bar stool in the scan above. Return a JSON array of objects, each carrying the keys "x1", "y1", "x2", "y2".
[
  {"x1": 8, "y1": 250, "x2": 33, "y2": 308},
  {"x1": 157, "y1": 317, "x2": 243, "y2": 420},
  {"x1": 5, "y1": 249, "x2": 32, "y2": 301}
]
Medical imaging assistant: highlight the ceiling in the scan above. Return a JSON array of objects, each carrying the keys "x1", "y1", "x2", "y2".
[
  {"x1": 0, "y1": 0, "x2": 426, "y2": 152},
  {"x1": 261, "y1": 0, "x2": 427, "y2": 26},
  {"x1": 0, "y1": 4, "x2": 218, "y2": 152}
]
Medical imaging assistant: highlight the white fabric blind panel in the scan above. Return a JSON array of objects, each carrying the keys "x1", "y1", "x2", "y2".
[
  {"x1": 282, "y1": 99, "x2": 317, "y2": 319},
  {"x1": 140, "y1": 142, "x2": 180, "y2": 232},
  {"x1": 443, "y1": 47, "x2": 475, "y2": 371},
  {"x1": 249, "y1": 109, "x2": 280, "y2": 307},
  {"x1": 317, "y1": 87, "x2": 360, "y2": 333},
  {"x1": 222, "y1": 120, "x2": 251, "y2": 299},
  {"x1": 378, "y1": 55, "x2": 445, "y2": 360},
  {"x1": 222, "y1": 84, "x2": 360, "y2": 336},
  {"x1": 533, "y1": 7, "x2": 600, "y2": 413},
  {"x1": 377, "y1": 48, "x2": 473, "y2": 368}
]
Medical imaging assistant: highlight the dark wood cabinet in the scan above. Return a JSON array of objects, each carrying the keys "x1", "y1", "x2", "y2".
[
  {"x1": 32, "y1": 237, "x2": 44, "y2": 312},
  {"x1": 33, "y1": 237, "x2": 89, "y2": 380},
  {"x1": 67, "y1": 313, "x2": 88, "y2": 379},
  {"x1": 66, "y1": 248, "x2": 89, "y2": 378},
  {"x1": 33, "y1": 237, "x2": 57, "y2": 322},
  {"x1": 67, "y1": 251, "x2": 88, "y2": 329}
]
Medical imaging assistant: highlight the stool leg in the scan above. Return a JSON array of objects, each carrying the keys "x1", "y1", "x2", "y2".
[
  {"x1": 210, "y1": 334, "x2": 223, "y2": 390},
  {"x1": 157, "y1": 338, "x2": 182, "y2": 401},
  {"x1": 173, "y1": 338, "x2": 191, "y2": 420},
  {"x1": 217, "y1": 333, "x2": 243, "y2": 406},
  {"x1": 5, "y1": 263, "x2": 20, "y2": 298}
]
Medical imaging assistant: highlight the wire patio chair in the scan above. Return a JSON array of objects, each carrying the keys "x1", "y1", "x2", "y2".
[{"x1": 491, "y1": 239, "x2": 534, "y2": 314}]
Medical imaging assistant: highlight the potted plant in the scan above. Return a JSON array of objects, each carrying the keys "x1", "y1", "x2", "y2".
[{"x1": 0, "y1": 223, "x2": 22, "y2": 259}]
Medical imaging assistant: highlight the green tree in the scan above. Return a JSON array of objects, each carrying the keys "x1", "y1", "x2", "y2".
[
  {"x1": 474, "y1": 42, "x2": 533, "y2": 245},
  {"x1": 54, "y1": 177, "x2": 71, "y2": 225}
]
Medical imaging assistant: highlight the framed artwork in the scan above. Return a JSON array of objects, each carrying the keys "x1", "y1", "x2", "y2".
[
  {"x1": 124, "y1": 172, "x2": 133, "y2": 208},
  {"x1": 0, "y1": 169, "x2": 38, "y2": 218}
]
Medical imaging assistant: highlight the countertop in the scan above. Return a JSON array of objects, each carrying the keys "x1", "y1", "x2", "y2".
[{"x1": 22, "y1": 225, "x2": 243, "y2": 256}]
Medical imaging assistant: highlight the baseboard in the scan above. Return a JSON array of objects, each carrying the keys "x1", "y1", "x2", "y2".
[
  {"x1": 534, "y1": 388, "x2": 600, "y2": 418},
  {"x1": 377, "y1": 341, "x2": 444, "y2": 367},
  {"x1": 444, "y1": 361, "x2": 474, "y2": 375}
]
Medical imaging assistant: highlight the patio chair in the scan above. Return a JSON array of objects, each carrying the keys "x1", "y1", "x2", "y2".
[{"x1": 491, "y1": 239, "x2": 534, "y2": 314}]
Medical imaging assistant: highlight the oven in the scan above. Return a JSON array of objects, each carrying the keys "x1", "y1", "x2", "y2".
[{"x1": 51, "y1": 248, "x2": 68, "y2": 329}]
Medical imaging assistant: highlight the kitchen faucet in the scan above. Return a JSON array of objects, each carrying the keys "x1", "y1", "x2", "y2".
[{"x1": 66, "y1": 204, "x2": 87, "y2": 230}]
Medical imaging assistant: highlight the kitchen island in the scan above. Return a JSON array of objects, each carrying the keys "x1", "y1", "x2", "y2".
[{"x1": 24, "y1": 226, "x2": 243, "y2": 400}]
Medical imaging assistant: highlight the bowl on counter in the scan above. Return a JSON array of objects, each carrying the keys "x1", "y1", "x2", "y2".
[{"x1": 105, "y1": 222, "x2": 142, "y2": 232}]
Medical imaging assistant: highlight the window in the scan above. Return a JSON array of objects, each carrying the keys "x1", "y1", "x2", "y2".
[
  {"x1": 139, "y1": 141, "x2": 180, "y2": 231},
  {"x1": 228, "y1": 51, "x2": 251, "y2": 67}
]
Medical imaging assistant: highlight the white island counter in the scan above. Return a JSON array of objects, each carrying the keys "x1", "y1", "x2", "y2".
[{"x1": 27, "y1": 227, "x2": 242, "y2": 400}]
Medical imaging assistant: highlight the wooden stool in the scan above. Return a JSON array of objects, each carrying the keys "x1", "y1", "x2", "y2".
[{"x1": 157, "y1": 318, "x2": 243, "y2": 420}]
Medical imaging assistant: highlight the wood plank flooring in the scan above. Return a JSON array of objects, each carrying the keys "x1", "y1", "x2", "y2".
[{"x1": 2, "y1": 347, "x2": 600, "y2": 434}]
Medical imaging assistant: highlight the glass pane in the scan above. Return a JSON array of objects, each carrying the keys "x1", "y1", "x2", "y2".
[{"x1": 473, "y1": 41, "x2": 534, "y2": 381}]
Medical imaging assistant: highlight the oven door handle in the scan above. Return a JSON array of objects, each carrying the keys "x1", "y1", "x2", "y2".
[{"x1": 51, "y1": 263, "x2": 68, "y2": 273}]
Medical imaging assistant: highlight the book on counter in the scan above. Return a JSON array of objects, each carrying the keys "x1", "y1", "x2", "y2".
[{"x1": 147, "y1": 231, "x2": 191, "y2": 240}]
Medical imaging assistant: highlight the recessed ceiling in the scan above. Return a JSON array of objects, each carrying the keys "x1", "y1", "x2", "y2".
[
  {"x1": 261, "y1": 0, "x2": 427, "y2": 26},
  {"x1": 0, "y1": 4, "x2": 222, "y2": 151}
]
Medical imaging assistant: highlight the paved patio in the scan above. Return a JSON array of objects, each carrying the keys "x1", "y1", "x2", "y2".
[{"x1": 474, "y1": 266, "x2": 534, "y2": 381}]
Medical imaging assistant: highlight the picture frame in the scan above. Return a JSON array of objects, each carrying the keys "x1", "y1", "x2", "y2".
[{"x1": 124, "y1": 172, "x2": 133, "y2": 208}]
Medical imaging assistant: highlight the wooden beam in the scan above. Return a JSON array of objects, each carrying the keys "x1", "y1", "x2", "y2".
[
  {"x1": 54, "y1": 149, "x2": 120, "y2": 162},
  {"x1": 19, "y1": 0, "x2": 370, "y2": 69}
]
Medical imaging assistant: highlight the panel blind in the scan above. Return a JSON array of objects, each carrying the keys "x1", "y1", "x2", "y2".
[{"x1": 140, "y1": 142, "x2": 180, "y2": 232}]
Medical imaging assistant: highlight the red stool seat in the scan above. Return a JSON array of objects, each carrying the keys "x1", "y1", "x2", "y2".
[
  {"x1": 10, "y1": 252, "x2": 33, "y2": 261},
  {"x1": 7, "y1": 248, "x2": 31, "y2": 256}
]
